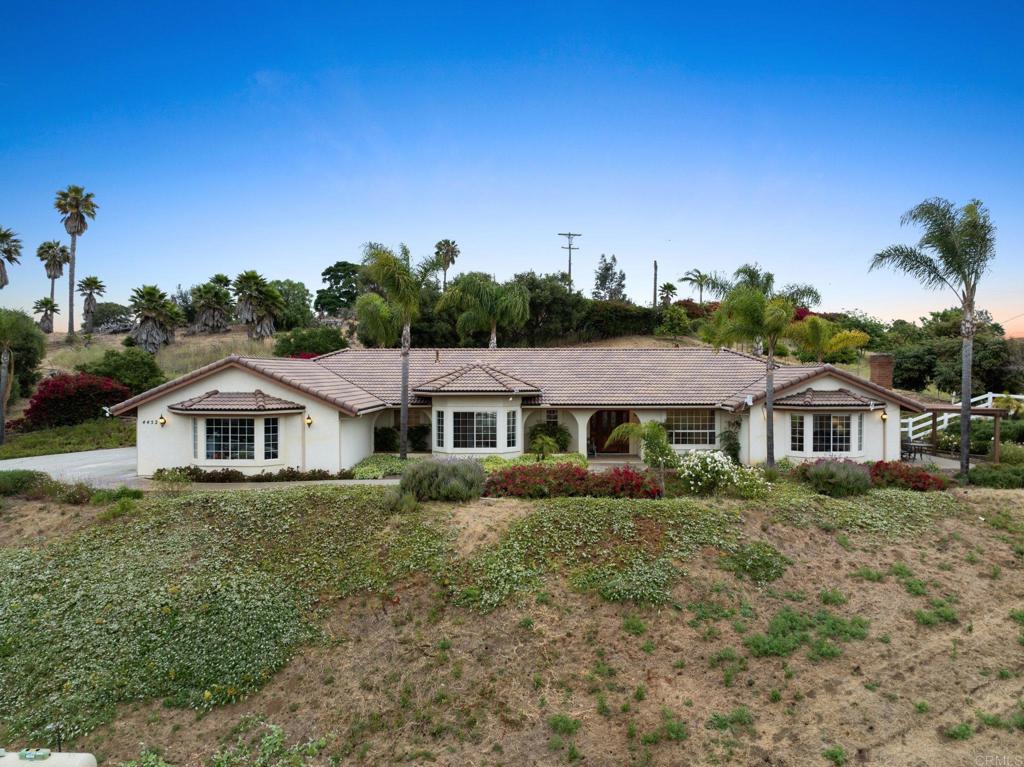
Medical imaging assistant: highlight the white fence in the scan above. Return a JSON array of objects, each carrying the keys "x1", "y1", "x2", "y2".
[{"x1": 902, "y1": 392, "x2": 1024, "y2": 442}]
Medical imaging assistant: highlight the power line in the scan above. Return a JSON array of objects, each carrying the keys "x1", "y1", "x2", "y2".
[{"x1": 558, "y1": 232, "x2": 581, "y2": 288}]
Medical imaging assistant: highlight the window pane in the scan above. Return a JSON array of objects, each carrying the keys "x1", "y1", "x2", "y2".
[
  {"x1": 812, "y1": 414, "x2": 851, "y2": 453},
  {"x1": 476, "y1": 412, "x2": 497, "y2": 448},
  {"x1": 506, "y1": 411, "x2": 517, "y2": 448},
  {"x1": 832, "y1": 415, "x2": 851, "y2": 452},
  {"x1": 857, "y1": 414, "x2": 864, "y2": 452},
  {"x1": 453, "y1": 412, "x2": 475, "y2": 448},
  {"x1": 436, "y1": 411, "x2": 445, "y2": 448},
  {"x1": 546, "y1": 409, "x2": 559, "y2": 425},
  {"x1": 206, "y1": 418, "x2": 254, "y2": 460},
  {"x1": 790, "y1": 415, "x2": 804, "y2": 451},
  {"x1": 264, "y1": 417, "x2": 279, "y2": 460},
  {"x1": 665, "y1": 409, "x2": 716, "y2": 445}
]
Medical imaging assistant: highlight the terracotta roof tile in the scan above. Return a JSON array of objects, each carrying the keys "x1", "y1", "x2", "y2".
[
  {"x1": 773, "y1": 387, "x2": 885, "y2": 409},
  {"x1": 168, "y1": 389, "x2": 305, "y2": 412},
  {"x1": 413, "y1": 362, "x2": 541, "y2": 394}
]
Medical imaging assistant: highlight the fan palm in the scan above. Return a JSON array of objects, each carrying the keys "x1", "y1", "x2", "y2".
[
  {"x1": 658, "y1": 282, "x2": 677, "y2": 306},
  {"x1": 209, "y1": 273, "x2": 232, "y2": 289},
  {"x1": 32, "y1": 298, "x2": 60, "y2": 334},
  {"x1": 434, "y1": 239, "x2": 460, "y2": 291},
  {"x1": 54, "y1": 185, "x2": 98, "y2": 336},
  {"x1": 232, "y1": 271, "x2": 284, "y2": 340},
  {"x1": 788, "y1": 316, "x2": 869, "y2": 363},
  {"x1": 436, "y1": 272, "x2": 529, "y2": 349},
  {"x1": 0, "y1": 227, "x2": 22, "y2": 290},
  {"x1": 871, "y1": 197, "x2": 997, "y2": 474},
  {"x1": 37, "y1": 240, "x2": 70, "y2": 303},
  {"x1": 77, "y1": 276, "x2": 106, "y2": 333},
  {"x1": 706, "y1": 286, "x2": 795, "y2": 467},
  {"x1": 191, "y1": 281, "x2": 234, "y2": 334},
  {"x1": 360, "y1": 242, "x2": 434, "y2": 458},
  {"x1": 129, "y1": 285, "x2": 183, "y2": 353}
]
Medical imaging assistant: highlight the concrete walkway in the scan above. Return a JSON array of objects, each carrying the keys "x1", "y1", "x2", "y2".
[{"x1": 0, "y1": 447, "x2": 141, "y2": 488}]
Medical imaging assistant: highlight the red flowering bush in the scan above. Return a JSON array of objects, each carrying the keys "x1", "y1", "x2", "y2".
[
  {"x1": 485, "y1": 463, "x2": 659, "y2": 499},
  {"x1": 23, "y1": 373, "x2": 131, "y2": 429},
  {"x1": 869, "y1": 461, "x2": 951, "y2": 492}
]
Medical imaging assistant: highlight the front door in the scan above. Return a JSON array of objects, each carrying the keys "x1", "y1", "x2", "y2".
[{"x1": 590, "y1": 410, "x2": 631, "y2": 453}]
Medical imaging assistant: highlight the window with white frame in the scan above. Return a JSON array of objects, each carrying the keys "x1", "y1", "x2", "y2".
[
  {"x1": 665, "y1": 409, "x2": 716, "y2": 445},
  {"x1": 812, "y1": 414, "x2": 851, "y2": 453},
  {"x1": 546, "y1": 409, "x2": 559, "y2": 425},
  {"x1": 506, "y1": 411, "x2": 517, "y2": 448},
  {"x1": 206, "y1": 418, "x2": 255, "y2": 460},
  {"x1": 790, "y1": 414, "x2": 804, "y2": 451},
  {"x1": 857, "y1": 414, "x2": 864, "y2": 452},
  {"x1": 192, "y1": 417, "x2": 198, "y2": 459},
  {"x1": 453, "y1": 411, "x2": 497, "y2": 449},
  {"x1": 435, "y1": 410, "x2": 444, "y2": 448},
  {"x1": 263, "y1": 417, "x2": 279, "y2": 460}
]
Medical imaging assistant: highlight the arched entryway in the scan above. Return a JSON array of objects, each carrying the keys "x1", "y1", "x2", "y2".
[{"x1": 587, "y1": 410, "x2": 638, "y2": 456}]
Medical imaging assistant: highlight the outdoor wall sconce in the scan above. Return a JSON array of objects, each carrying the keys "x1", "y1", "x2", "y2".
[
  {"x1": 880, "y1": 411, "x2": 888, "y2": 422},
  {"x1": 305, "y1": 414, "x2": 314, "y2": 427},
  {"x1": 157, "y1": 414, "x2": 167, "y2": 427}
]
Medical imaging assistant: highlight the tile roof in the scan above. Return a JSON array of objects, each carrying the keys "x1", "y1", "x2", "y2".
[
  {"x1": 413, "y1": 362, "x2": 541, "y2": 394},
  {"x1": 168, "y1": 389, "x2": 306, "y2": 413},
  {"x1": 111, "y1": 348, "x2": 925, "y2": 416},
  {"x1": 773, "y1": 387, "x2": 885, "y2": 409}
]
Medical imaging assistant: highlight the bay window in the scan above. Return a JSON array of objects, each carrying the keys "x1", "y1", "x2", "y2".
[
  {"x1": 206, "y1": 418, "x2": 255, "y2": 460},
  {"x1": 453, "y1": 411, "x2": 497, "y2": 449}
]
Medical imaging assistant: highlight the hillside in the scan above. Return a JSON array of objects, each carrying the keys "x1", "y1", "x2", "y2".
[{"x1": 1, "y1": 482, "x2": 1022, "y2": 765}]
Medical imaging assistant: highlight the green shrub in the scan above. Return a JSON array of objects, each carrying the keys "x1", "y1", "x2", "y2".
[
  {"x1": 90, "y1": 485, "x2": 145, "y2": 504},
  {"x1": 945, "y1": 722, "x2": 973, "y2": 740},
  {"x1": 529, "y1": 421, "x2": 571, "y2": 452},
  {"x1": 720, "y1": 541, "x2": 790, "y2": 584},
  {"x1": 0, "y1": 469, "x2": 48, "y2": 496},
  {"x1": 822, "y1": 745, "x2": 847, "y2": 766},
  {"x1": 373, "y1": 427, "x2": 400, "y2": 452},
  {"x1": 0, "y1": 418, "x2": 136, "y2": 459},
  {"x1": 78, "y1": 348, "x2": 166, "y2": 395},
  {"x1": 796, "y1": 460, "x2": 871, "y2": 497},
  {"x1": 408, "y1": 424, "x2": 431, "y2": 452},
  {"x1": 995, "y1": 442, "x2": 1024, "y2": 465},
  {"x1": 399, "y1": 458, "x2": 485, "y2": 502},
  {"x1": 548, "y1": 713, "x2": 581, "y2": 735},
  {"x1": 0, "y1": 308, "x2": 47, "y2": 398},
  {"x1": 351, "y1": 454, "x2": 418, "y2": 480},
  {"x1": 968, "y1": 464, "x2": 1024, "y2": 489},
  {"x1": 480, "y1": 452, "x2": 587, "y2": 472},
  {"x1": 272, "y1": 326, "x2": 347, "y2": 357}
]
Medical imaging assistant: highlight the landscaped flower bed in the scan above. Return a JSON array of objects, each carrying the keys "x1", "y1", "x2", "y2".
[
  {"x1": 484, "y1": 463, "x2": 659, "y2": 499},
  {"x1": 869, "y1": 461, "x2": 951, "y2": 491}
]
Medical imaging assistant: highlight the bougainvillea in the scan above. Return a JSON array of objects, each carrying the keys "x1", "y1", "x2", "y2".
[
  {"x1": 23, "y1": 373, "x2": 130, "y2": 429},
  {"x1": 869, "y1": 461, "x2": 951, "y2": 492}
]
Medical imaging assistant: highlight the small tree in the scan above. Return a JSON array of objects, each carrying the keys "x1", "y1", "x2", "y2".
[
  {"x1": 129, "y1": 285, "x2": 183, "y2": 353},
  {"x1": 232, "y1": 271, "x2": 284, "y2": 340},
  {"x1": 605, "y1": 420, "x2": 679, "y2": 493},
  {"x1": 655, "y1": 305, "x2": 691, "y2": 342},
  {"x1": 77, "y1": 276, "x2": 106, "y2": 333},
  {"x1": 435, "y1": 272, "x2": 529, "y2": 348},
  {"x1": 592, "y1": 254, "x2": 627, "y2": 301},
  {"x1": 32, "y1": 298, "x2": 59, "y2": 334},
  {"x1": 0, "y1": 310, "x2": 46, "y2": 444},
  {"x1": 658, "y1": 282, "x2": 677, "y2": 305},
  {"x1": 530, "y1": 434, "x2": 559, "y2": 461},
  {"x1": 190, "y1": 281, "x2": 233, "y2": 334},
  {"x1": 789, "y1": 316, "x2": 869, "y2": 363}
]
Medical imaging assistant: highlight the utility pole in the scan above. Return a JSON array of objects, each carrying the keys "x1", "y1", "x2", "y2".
[
  {"x1": 558, "y1": 232, "x2": 581, "y2": 288},
  {"x1": 653, "y1": 260, "x2": 658, "y2": 307}
]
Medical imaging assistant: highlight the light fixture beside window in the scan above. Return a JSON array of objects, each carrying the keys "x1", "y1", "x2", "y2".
[
  {"x1": 305, "y1": 414, "x2": 314, "y2": 427},
  {"x1": 157, "y1": 414, "x2": 167, "y2": 427}
]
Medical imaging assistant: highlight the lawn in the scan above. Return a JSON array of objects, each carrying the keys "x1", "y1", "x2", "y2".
[
  {"x1": 1, "y1": 479, "x2": 1023, "y2": 766},
  {"x1": 0, "y1": 418, "x2": 135, "y2": 459}
]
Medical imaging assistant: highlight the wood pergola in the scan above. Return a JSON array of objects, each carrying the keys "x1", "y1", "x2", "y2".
[{"x1": 924, "y1": 404, "x2": 1011, "y2": 463}]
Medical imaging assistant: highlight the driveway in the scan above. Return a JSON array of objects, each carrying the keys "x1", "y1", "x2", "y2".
[{"x1": 0, "y1": 447, "x2": 141, "y2": 488}]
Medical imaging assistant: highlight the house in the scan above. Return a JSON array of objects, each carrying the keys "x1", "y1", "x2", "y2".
[{"x1": 109, "y1": 347, "x2": 923, "y2": 476}]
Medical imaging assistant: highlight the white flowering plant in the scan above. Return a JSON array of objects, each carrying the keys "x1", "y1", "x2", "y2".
[{"x1": 674, "y1": 450, "x2": 769, "y2": 498}]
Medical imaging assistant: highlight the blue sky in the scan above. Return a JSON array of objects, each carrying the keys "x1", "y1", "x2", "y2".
[{"x1": 2, "y1": 1, "x2": 1022, "y2": 334}]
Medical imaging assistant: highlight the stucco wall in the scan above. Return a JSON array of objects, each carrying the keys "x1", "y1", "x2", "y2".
[{"x1": 135, "y1": 366, "x2": 351, "y2": 476}]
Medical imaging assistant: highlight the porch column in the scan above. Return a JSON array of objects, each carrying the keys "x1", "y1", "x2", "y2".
[
  {"x1": 570, "y1": 410, "x2": 596, "y2": 458},
  {"x1": 993, "y1": 414, "x2": 1001, "y2": 464}
]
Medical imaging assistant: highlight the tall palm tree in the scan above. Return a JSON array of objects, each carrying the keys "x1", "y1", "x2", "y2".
[
  {"x1": 191, "y1": 281, "x2": 233, "y2": 334},
  {"x1": 54, "y1": 185, "x2": 98, "y2": 336},
  {"x1": 33, "y1": 298, "x2": 60, "y2": 334},
  {"x1": 871, "y1": 197, "x2": 997, "y2": 474},
  {"x1": 209, "y1": 273, "x2": 232, "y2": 289},
  {"x1": 77, "y1": 276, "x2": 106, "y2": 333},
  {"x1": 658, "y1": 282, "x2": 677, "y2": 306},
  {"x1": 360, "y1": 242, "x2": 432, "y2": 458},
  {"x1": 129, "y1": 285, "x2": 183, "y2": 353},
  {"x1": 36, "y1": 240, "x2": 70, "y2": 303},
  {"x1": 706, "y1": 286, "x2": 794, "y2": 467},
  {"x1": 434, "y1": 239, "x2": 460, "y2": 291},
  {"x1": 0, "y1": 227, "x2": 22, "y2": 290},
  {"x1": 706, "y1": 263, "x2": 821, "y2": 308},
  {"x1": 436, "y1": 272, "x2": 529, "y2": 349},
  {"x1": 788, "y1": 315, "x2": 869, "y2": 363},
  {"x1": 679, "y1": 268, "x2": 712, "y2": 304},
  {"x1": 232, "y1": 271, "x2": 284, "y2": 340}
]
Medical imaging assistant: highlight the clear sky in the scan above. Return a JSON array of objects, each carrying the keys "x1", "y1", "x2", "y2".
[{"x1": 2, "y1": 1, "x2": 1022, "y2": 334}]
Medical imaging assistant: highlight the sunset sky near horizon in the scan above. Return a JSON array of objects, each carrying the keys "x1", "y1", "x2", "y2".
[{"x1": 1, "y1": 2, "x2": 1022, "y2": 335}]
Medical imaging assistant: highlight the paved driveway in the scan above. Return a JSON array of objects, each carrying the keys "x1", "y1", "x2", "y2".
[{"x1": 0, "y1": 447, "x2": 141, "y2": 488}]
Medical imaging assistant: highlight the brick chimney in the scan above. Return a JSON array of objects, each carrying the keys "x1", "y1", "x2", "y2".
[{"x1": 868, "y1": 353, "x2": 894, "y2": 389}]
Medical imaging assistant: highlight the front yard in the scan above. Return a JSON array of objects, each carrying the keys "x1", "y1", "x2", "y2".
[{"x1": 1, "y1": 476, "x2": 1022, "y2": 765}]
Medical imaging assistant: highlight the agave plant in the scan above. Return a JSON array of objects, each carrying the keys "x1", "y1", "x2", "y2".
[
  {"x1": 0, "y1": 227, "x2": 22, "y2": 290},
  {"x1": 37, "y1": 240, "x2": 70, "y2": 303},
  {"x1": 231, "y1": 270, "x2": 283, "y2": 340},
  {"x1": 129, "y1": 285, "x2": 183, "y2": 353},
  {"x1": 32, "y1": 297, "x2": 60, "y2": 334},
  {"x1": 54, "y1": 185, "x2": 98, "y2": 335},
  {"x1": 191, "y1": 281, "x2": 234, "y2": 334},
  {"x1": 76, "y1": 276, "x2": 106, "y2": 333}
]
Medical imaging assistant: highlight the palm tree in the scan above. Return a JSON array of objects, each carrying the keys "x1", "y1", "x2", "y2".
[
  {"x1": 0, "y1": 227, "x2": 22, "y2": 290},
  {"x1": 191, "y1": 281, "x2": 234, "y2": 334},
  {"x1": 436, "y1": 272, "x2": 529, "y2": 349},
  {"x1": 54, "y1": 185, "x2": 98, "y2": 337},
  {"x1": 0, "y1": 312, "x2": 23, "y2": 445},
  {"x1": 658, "y1": 282, "x2": 677, "y2": 306},
  {"x1": 706, "y1": 263, "x2": 821, "y2": 308},
  {"x1": 604, "y1": 420, "x2": 678, "y2": 494},
  {"x1": 232, "y1": 271, "x2": 284, "y2": 340},
  {"x1": 360, "y1": 242, "x2": 434, "y2": 458},
  {"x1": 77, "y1": 276, "x2": 106, "y2": 333},
  {"x1": 33, "y1": 298, "x2": 60, "y2": 334},
  {"x1": 871, "y1": 197, "x2": 996, "y2": 474},
  {"x1": 434, "y1": 239, "x2": 460, "y2": 291},
  {"x1": 788, "y1": 316, "x2": 869, "y2": 363},
  {"x1": 706, "y1": 286, "x2": 794, "y2": 467},
  {"x1": 679, "y1": 268, "x2": 712, "y2": 304},
  {"x1": 36, "y1": 240, "x2": 70, "y2": 303},
  {"x1": 354, "y1": 292, "x2": 399, "y2": 347},
  {"x1": 129, "y1": 285, "x2": 182, "y2": 353},
  {"x1": 209, "y1": 273, "x2": 232, "y2": 289}
]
